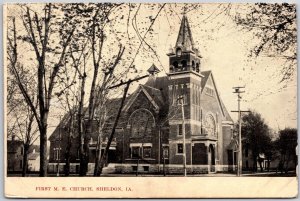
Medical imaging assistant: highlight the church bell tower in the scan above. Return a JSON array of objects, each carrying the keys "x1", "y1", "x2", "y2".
[
  {"x1": 167, "y1": 14, "x2": 204, "y2": 165},
  {"x1": 167, "y1": 14, "x2": 203, "y2": 121},
  {"x1": 167, "y1": 14, "x2": 202, "y2": 75}
]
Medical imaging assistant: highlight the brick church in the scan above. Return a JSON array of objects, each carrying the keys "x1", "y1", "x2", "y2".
[{"x1": 48, "y1": 14, "x2": 236, "y2": 174}]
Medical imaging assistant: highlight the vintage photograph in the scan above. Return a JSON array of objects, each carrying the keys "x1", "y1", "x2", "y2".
[{"x1": 4, "y1": 2, "x2": 297, "y2": 198}]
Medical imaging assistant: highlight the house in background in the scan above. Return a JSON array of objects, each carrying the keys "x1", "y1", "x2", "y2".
[
  {"x1": 7, "y1": 136, "x2": 23, "y2": 172},
  {"x1": 242, "y1": 144, "x2": 297, "y2": 172},
  {"x1": 48, "y1": 14, "x2": 236, "y2": 174},
  {"x1": 27, "y1": 145, "x2": 40, "y2": 172}
]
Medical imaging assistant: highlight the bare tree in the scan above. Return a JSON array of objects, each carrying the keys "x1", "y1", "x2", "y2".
[
  {"x1": 62, "y1": 3, "x2": 128, "y2": 176},
  {"x1": 54, "y1": 56, "x2": 80, "y2": 176},
  {"x1": 14, "y1": 102, "x2": 39, "y2": 176},
  {"x1": 7, "y1": 4, "x2": 75, "y2": 176},
  {"x1": 232, "y1": 3, "x2": 297, "y2": 83},
  {"x1": 7, "y1": 58, "x2": 39, "y2": 177}
]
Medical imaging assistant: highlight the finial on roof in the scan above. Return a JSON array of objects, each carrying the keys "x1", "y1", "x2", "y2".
[
  {"x1": 147, "y1": 64, "x2": 160, "y2": 75},
  {"x1": 183, "y1": 5, "x2": 187, "y2": 16}
]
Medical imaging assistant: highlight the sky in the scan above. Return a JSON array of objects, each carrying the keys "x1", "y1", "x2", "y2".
[
  {"x1": 5, "y1": 3, "x2": 297, "y2": 142},
  {"x1": 126, "y1": 3, "x2": 297, "y2": 130}
]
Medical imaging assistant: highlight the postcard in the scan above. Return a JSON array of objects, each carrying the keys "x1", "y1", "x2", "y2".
[{"x1": 4, "y1": 2, "x2": 297, "y2": 198}]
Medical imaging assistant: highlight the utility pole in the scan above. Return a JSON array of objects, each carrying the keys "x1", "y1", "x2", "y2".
[
  {"x1": 95, "y1": 65, "x2": 160, "y2": 176},
  {"x1": 179, "y1": 95, "x2": 187, "y2": 177},
  {"x1": 231, "y1": 87, "x2": 249, "y2": 177},
  {"x1": 96, "y1": 73, "x2": 154, "y2": 176},
  {"x1": 160, "y1": 127, "x2": 166, "y2": 176}
]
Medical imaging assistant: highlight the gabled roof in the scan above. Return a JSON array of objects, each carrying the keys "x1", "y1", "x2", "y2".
[
  {"x1": 175, "y1": 15, "x2": 195, "y2": 51},
  {"x1": 220, "y1": 99, "x2": 233, "y2": 122},
  {"x1": 200, "y1": 71, "x2": 211, "y2": 92},
  {"x1": 28, "y1": 153, "x2": 39, "y2": 160},
  {"x1": 120, "y1": 76, "x2": 170, "y2": 115},
  {"x1": 123, "y1": 85, "x2": 160, "y2": 112},
  {"x1": 7, "y1": 140, "x2": 23, "y2": 153},
  {"x1": 48, "y1": 110, "x2": 74, "y2": 141},
  {"x1": 29, "y1": 145, "x2": 40, "y2": 153},
  {"x1": 48, "y1": 71, "x2": 233, "y2": 142},
  {"x1": 49, "y1": 98, "x2": 127, "y2": 141},
  {"x1": 144, "y1": 76, "x2": 169, "y2": 96},
  {"x1": 200, "y1": 70, "x2": 233, "y2": 122},
  {"x1": 142, "y1": 85, "x2": 164, "y2": 107}
]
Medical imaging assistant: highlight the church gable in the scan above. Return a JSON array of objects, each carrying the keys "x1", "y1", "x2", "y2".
[
  {"x1": 123, "y1": 86, "x2": 160, "y2": 115},
  {"x1": 201, "y1": 73, "x2": 225, "y2": 118},
  {"x1": 205, "y1": 75, "x2": 214, "y2": 87}
]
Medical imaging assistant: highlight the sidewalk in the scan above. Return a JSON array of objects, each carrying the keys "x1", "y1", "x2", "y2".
[
  {"x1": 100, "y1": 171, "x2": 297, "y2": 177},
  {"x1": 7, "y1": 171, "x2": 296, "y2": 177}
]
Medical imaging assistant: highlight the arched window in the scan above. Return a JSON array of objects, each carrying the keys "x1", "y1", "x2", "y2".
[
  {"x1": 172, "y1": 61, "x2": 178, "y2": 70},
  {"x1": 176, "y1": 48, "x2": 182, "y2": 57},
  {"x1": 192, "y1": 61, "x2": 195, "y2": 71},
  {"x1": 129, "y1": 109, "x2": 155, "y2": 138},
  {"x1": 196, "y1": 63, "x2": 200, "y2": 73},
  {"x1": 204, "y1": 114, "x2": 216, "y2": 136},
  {"x1": 181, "y1": 60, "x2": 187, "y2": 70}
]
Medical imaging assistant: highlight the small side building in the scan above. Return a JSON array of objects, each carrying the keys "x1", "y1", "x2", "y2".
[
  {"x1": 27, "y1": 145, "x2": 40, "y2": 172},
  {"x1": 7, "y1": 137, "x2": 24, "y2": 172}
]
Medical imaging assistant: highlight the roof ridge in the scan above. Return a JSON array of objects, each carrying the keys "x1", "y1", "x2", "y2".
[
  {"x1": 143, "y1": 84, "x2": 161, "y2": 91},
  {"x1": 201, "y1": 70, "x2": 212, "y2": 74}
]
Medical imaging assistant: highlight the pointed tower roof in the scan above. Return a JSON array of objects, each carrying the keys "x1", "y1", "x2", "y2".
[
  {"x1": 147, "y1": 64, "x2": 160, "y2": 75},
  {"x1": 175, "y1": 14, "x2": 195, "y2": 51}
]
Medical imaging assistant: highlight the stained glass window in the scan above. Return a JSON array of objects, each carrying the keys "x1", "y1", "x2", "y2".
[{"x1": 130, "y1": 109, "x2": 154, "y2": 138}]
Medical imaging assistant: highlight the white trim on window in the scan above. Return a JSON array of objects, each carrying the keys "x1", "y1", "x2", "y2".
[
  {"x1": 178, "y1": 124, "x2": 183, "y2": 136},
  {"x1": 129, "y1": 143, "x2": 152, "y2": 147},
  {"x1": 53, "y1": 147, "x2": 62, "y2": 160},
  {"x1": 163, "y1": 146, "x2": 169, "y2": 159},
  {"x1": 176, "y1": 143, "x2": 183, "y2": 155}
]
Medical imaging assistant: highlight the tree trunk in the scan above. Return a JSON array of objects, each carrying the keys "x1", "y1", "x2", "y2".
[
  {"x1": 82, "y1": 121, "x2": 92, "y2": 176},
  {"x1": 65, "y1": 131, "x2": 72, "y2": 176},
  {"x1": 93, "y1": 132, "x2": 102, "y2": 176},
  {"x1": 78, "y1": 73, "x2": 86, "y2": 176},
  {"x1": 65, "y1": 151, "x2": 70, "y2": 176},
  {"x1": 82, "y1": 63, "x2": 100, "y2": 175},
  {"x1": 253, "y1": 156, "x2": 257, "y2": 172},
  {"x1": 97, "y1": 82, "x2": 130, "y2": 176},
  {"x1": 22, "y1": 144, "x2": 29, "y2": 177},
  {"x1": 285, "y1": 155, "x2": 290, "y2": 173},
  {"x1": 39, "y1": 125, "x2": 48, "y2": 177},
  {"x1": 259, "y1": 160, "x2": 263, "y2": 172}
]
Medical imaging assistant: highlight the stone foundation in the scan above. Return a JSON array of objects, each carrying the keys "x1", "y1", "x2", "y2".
[
  {"x1": 48, "y1": 163, "x2": 80, "y2": 174},
  {"x1": 48, "y1": 163, "x2": 236, "y2": 174},
  {"x1": 115, "y1": 164, "x2": 214, "y2": 174}
]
